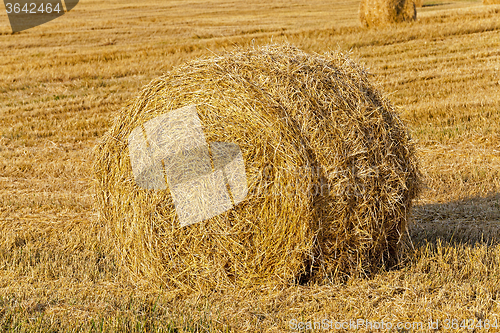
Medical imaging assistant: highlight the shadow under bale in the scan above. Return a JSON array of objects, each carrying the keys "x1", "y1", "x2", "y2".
[{"x1": 410, "y1": 193, "x2": 500, "y2": 247}]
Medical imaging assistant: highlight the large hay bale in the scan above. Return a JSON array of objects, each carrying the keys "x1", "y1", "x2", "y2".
[
  {"x1": 483, "y1": 0, "x2": 500, "y2": 4},
  {"x1": 93, "y1": 44, "x2": 421, "y2": 292},
  {"x1": 360, "y1": 0, "x2": 417, "y2": 28}
]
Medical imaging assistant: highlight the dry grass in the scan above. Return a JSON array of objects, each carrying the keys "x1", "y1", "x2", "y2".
[
  {"x1": 415, "y1": 0, "x2": 424, "y2": 7},
  {"x1": 1, "y1": 0, "x2": 500, "y2": 331},
  {"x1": 359, "y1": 0, "x2": 417, "y2": 27},
  {"x1": 484, "y1": 0, "x2": 500, "y2": 4}
]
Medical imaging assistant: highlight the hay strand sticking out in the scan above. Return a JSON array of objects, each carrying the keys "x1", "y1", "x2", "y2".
[
  {"x1": 360, "y1": 0, "x2": 417, "y2": 27},
  {"x1": 93, "y1": 44, "x2": 421, "y2": 292}
]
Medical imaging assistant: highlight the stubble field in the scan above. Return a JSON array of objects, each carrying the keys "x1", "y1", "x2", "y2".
[{"x1": 1, "y1": 0, "x2": 500, "y2": 331}]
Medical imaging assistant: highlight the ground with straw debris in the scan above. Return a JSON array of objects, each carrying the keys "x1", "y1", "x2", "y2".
[{"x1": 1, "y1": 0, "x2": 499, "y2": 331}]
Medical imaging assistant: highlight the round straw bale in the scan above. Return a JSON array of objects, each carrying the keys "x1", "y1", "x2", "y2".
[
  {"x1": 360, "y1": 0, "x2": 417, "y2": 28},
  {"x1": 93, "y1": 44, "x2": 421, "y2": 292}
]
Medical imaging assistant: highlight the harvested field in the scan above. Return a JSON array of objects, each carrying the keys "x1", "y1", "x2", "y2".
[{"x1": 0, "y1": 0, "x2": 499, "y2": 331}]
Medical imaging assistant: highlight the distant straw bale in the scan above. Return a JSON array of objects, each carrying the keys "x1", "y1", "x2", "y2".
[
  {"x1": 93, "y1": 44, "x2": 421, "y2": 292},
  {"x1": 483, "y1": 0, "x2": 500, "y2": 4},
  {"x1": 360, "y1": 0, "x2": 417, "y2": 28}
]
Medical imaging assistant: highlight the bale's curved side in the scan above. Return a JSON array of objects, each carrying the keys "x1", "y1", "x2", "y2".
[
  {"x1": 93, "y1": 44, "x2": 421, "y2": 292},
  {"x1": 360, "y1": 0, "x2": 417, "y2": 27}
]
